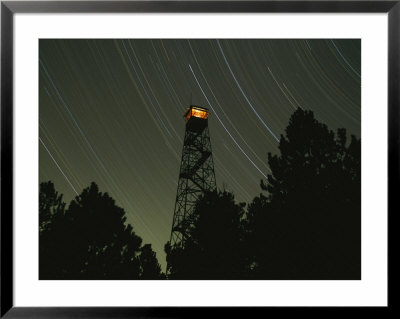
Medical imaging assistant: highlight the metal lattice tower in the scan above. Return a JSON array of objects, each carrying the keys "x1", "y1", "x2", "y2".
[{"x1": 169, "y1": 105, "x2": 217, "y2": 248}]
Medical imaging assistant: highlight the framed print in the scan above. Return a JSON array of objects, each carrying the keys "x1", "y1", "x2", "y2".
[{"x1": 1, "y1": 0, "x2": 396, "y2": 317}]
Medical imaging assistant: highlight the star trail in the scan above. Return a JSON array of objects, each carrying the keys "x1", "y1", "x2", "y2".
[{"x1": 39, "y1": 39, "x2": 361, "y2": 270}]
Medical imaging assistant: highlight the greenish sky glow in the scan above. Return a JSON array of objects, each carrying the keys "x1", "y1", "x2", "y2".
[{"x1": 39, "y1": 39, "x2": 361, "y2": 271}]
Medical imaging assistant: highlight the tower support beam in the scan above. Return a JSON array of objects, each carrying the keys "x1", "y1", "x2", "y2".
[{"x1": 169, "y1": 105, "x2": 217, "y2": 249}]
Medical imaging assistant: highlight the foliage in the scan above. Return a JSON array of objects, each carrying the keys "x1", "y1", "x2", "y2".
[
  {"x1": 166, "y1": 108, "x2": 361, "y2": 279},
  {"x1": 166, "y1": 190, "x2": 248, "y2": 279},
  {"x1": 138, "y1": 244, "x2": 166, "y2": 279},
  {"x1": 247, "y1": 108, "x2": 361, "y2": 279},
  {"x1": 39, "y1": 182, "x2": 164, "y2": 279},
  {"x1": 40, "y1": 108, "x2": 361, "y2": 280},
  {"x1": 39, "y1": 181, "x2": 65, "y2": 234}
]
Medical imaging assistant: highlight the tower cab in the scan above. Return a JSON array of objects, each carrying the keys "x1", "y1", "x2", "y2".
[{"x1": 184, "y1": 105, "x2": 209, "y2": 132}]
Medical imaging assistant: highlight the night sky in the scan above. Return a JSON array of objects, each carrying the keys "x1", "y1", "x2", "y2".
[{"x1": 39, "y1": 39, "x2": 361, "y2": 270}]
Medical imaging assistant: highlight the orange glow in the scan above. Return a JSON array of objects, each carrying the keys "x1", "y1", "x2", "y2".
[
  {"x1": 185, "y1": 107, "x2": 209, "y2": 122},
  {"x1": 191, "y1": 108, "x2": 208, "y2": 119}
]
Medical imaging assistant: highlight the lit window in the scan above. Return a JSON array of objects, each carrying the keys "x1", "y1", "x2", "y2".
[{"x1": 185, "y1": 106, "x2": 209, "y2": 122}]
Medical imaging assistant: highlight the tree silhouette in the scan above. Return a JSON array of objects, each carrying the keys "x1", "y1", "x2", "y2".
[
  {"x1": 165, "y1": 190, "x2": 248, "y2": 279},
  {"x1": 41, "y1": 108, "x2": 361, "y2": 280},
  {"x1": 39, "y1": 181, "x2": 66, "y2": 278},
  {"x1": 247, "y1": 108, "x2": 361, "y2": 279},
  {"x1": 39, "y1": 181, "x2": 65, "y2": 233},
  {"x1": 39, "y1": 182, "x2": 164, "y2": 279},
  {"x1": 138, "y1": 244, "x2": 166, "y2": 279}
]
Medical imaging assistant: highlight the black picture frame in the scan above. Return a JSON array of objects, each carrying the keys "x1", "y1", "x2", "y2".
[{"x1": 1, "y1": 1, "x2": 396, "y2": 317}]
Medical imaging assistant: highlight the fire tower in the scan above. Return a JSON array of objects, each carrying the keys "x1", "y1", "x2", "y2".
[{"x1": 169, "y1": 105, "x2": 217, "y2": 248}]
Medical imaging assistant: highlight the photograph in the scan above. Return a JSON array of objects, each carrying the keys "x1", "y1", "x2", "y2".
[{"x1": 39, "y1": 38, "x2": 361, "y2": 280}]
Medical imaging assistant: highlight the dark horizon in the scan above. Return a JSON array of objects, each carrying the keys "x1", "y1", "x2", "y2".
[{"x1": 39, "y1": 39, "x2": 361, "y2": 271}]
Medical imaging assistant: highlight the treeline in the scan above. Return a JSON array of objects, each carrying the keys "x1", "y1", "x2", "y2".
[
  {"x1": 40, "y1": 182, "x2": 165, "y2": 279},
  {"x1": 165, "y1": 108, "x2": 361, "y2": 279},
  {"x1": 40, "y1": 108, "x2": 361, "y2": 280}
]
